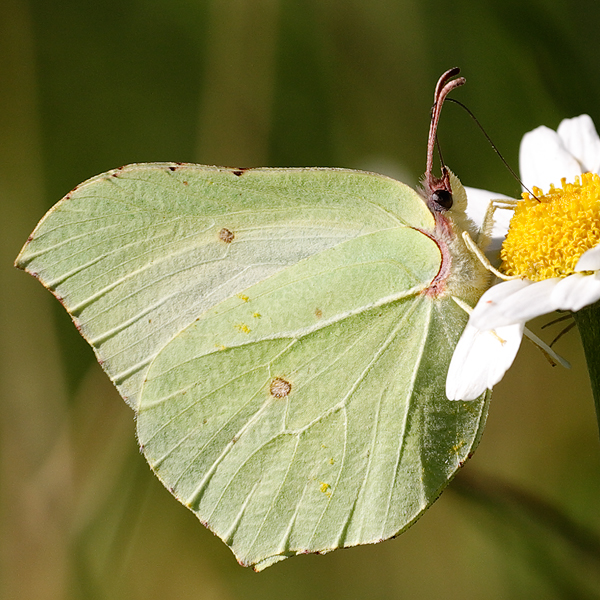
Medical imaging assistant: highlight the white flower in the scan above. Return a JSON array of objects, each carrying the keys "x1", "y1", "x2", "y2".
[{"x1": 447, "y1": 115, "x2": 600, "y2": 401}]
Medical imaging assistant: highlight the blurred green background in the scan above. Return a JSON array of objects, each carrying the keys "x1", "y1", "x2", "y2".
[{"x1": 2, "y1": 1, "x2": 600, "y2": 598}]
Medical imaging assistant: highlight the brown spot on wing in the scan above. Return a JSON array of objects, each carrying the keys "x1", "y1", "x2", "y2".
[
  {"x1": 270, "y1": 377, "x2": 292, "y2": 398},
  {"x1": 219, "y1": 228, "x2": 235, "y2": 243}
]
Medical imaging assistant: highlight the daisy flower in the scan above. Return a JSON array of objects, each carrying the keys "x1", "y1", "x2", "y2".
[{"x1": 447, "y1": 114, "x2": 600, "y2": 401}]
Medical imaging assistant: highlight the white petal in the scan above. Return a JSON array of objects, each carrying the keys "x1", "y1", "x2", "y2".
[
  {"x1": 464, "y1": 186, "x2": 514, "y2": 252},
  {"x1": 556, "y1": 114, "x2": 600, "y2": 174},
  {"x1": 469, "y1": 279, "x2": 530, "y2": 328},
  {"x1": 575, "y1": 243, "x2": 600, "y2": 271},
  {"x1": 550, "y1": 272, "x2": 600, "y2": 311},
  {"x1": 470, "y1": 278, "x2": 561, "y2": 329},
  {"x1": 519, "y1": 126, "x2": 582, "y2": 192},
  {"x1": 446, "y1": 321, "x2": 524, "y2": 401}
]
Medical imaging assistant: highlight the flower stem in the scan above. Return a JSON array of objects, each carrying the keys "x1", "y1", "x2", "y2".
[{"x1": 574, "y1": 301, "x2": 600, "y2": 439}]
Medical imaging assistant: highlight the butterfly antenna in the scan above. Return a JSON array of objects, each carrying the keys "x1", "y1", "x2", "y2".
[
  {"x1": 446, "y1": 97, "x2": 539, "y2": 201},
  {"x1": 435, "y1": 136, "x2": 446, "y2": 178},
  {"x1": 433, "y1": 67, "x2": 461, "y2": 107},
  {"x1": 425, "y1": 68, "x2": 465, "y2": 198}
]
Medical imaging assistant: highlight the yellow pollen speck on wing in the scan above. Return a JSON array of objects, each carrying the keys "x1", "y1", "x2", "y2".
[{"x1": 500, "y1": 172, "x2": 600, "y2": 281}]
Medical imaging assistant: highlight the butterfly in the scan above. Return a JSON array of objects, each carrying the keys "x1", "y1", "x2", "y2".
[{"x1": 16, "y1": 68, "x2": 491, "y2": 570}]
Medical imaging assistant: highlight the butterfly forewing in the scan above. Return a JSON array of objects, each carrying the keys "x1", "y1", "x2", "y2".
[{"x1": 16, "y1": 164, "x2": 433, "y2": 407}]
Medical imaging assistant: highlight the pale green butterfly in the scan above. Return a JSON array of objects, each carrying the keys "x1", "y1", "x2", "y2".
[{"x1": 16, "y1": 68, "x2": 491, "y2": 570}]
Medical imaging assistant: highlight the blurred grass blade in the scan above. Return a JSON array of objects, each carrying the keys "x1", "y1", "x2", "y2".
[
  {"x1": 452, "y1": 471, "x2": 600, "y2": 598},
  {"x1": 0, "y1": 1, "x2": 70, "y2": 598},
  {"x1": 196, "y1": 0, "x2": 280, "y2": 166},
  {"x1": 573, "y1": 302, "x2": 600, "y2": 440}
]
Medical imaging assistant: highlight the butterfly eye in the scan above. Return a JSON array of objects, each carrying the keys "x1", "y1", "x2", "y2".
[{"x1": 431, "y1": 189, "x2": 453, "y2": 211}]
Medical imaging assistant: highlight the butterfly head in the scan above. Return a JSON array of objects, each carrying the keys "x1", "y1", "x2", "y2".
[{"x1": 427, "y1": 168, "x2": 454, "y2": 213}]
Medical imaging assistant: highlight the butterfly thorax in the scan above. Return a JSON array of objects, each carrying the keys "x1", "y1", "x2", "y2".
[{"x1": 423, "y1": 173, "x2": 491, "y2": 305}]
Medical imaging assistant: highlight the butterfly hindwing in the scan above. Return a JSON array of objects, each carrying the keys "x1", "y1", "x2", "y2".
[{"x1": 137, "y1": 226, "x2": 488, "y2": 569}]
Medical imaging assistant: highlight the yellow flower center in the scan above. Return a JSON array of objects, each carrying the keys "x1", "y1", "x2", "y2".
[{"x1": 500, "y1": 172, "x2": 600, "y2": 281}]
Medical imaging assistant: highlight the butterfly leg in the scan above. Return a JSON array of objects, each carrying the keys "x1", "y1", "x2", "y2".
[
  {"x1": 461, "y1": 230, "x2": 519, "y2": 281},
  {"x1": 452, "y1": 290, "x2": 570, "y2": 368},
  {"x1": 522, "y1": 327, "x2": 571, "y2": 368},
  {"x1": 476, "y1": 198, "x2": 519, "y2": 249}
]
